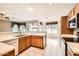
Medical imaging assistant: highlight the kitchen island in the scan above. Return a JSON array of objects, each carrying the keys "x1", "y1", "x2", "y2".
[
  {"x1": 0, "y1": 32, "x2": 46, "y2": 56},
  {"x1": 18, "y1": 32, "x2": 46, "y2": 53}
]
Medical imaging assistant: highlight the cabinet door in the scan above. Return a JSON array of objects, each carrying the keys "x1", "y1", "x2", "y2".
[
  {"x1": 36, "y1": 36, "x2": 43, "y2": 48},
  {"x1": 26, "y1": 36, "x2": 31, "y2": 48},
  {"x1": 36, "y1": 39, "x2": 43, "y2": 48},
  {"x1": 31, "y1": 36, "x2": 37, "y2": 47},
  {"x1": 31, "y1": 36, "x2": 44, "y2": 48},
  {"x1": 19, "y1": 37, "x2": 26, "y2": 53},
  {"x1": 75, "y1": 4, "x2": 79, "y2": 15}
]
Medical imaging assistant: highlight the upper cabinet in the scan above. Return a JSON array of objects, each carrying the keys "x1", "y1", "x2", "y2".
[
  {"x1": 68, "y1": 4, "x2": 79, "y2": 29},
  {"x1": 74, "y1": 4, "x2": 79, "y2": 15},
  {"x1": 68, "y1": 4, "x2": 79, "y2": 20}
]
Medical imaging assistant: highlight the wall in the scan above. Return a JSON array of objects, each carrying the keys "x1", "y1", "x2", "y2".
[{"x1": 0, "y1": 21, "x2": 12, "y2": 32}]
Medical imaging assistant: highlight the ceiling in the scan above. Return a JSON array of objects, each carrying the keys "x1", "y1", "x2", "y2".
[{"x1": 0, "y1": 3, "x2": 75, "y2": 21}]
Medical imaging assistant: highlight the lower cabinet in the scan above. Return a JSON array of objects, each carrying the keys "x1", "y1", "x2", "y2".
[
  {"x1": 31, "y1": 36, "x2": 38, "y2": 47},
  {"x1": 18, "y1": 36, "x2": 31, "y2": 53},
  {"x1": 19, "y1": 37, "x2": 26, "y2": 53},
  {"x1": 25, "y1": 36, "x2": 31, "y2": 48},
  {"x1": 18, "y1": 35, "x2": 45, "y2": 54},
  {"x1": 31, "y1": 36, "x2": 44, "y2": 48}
]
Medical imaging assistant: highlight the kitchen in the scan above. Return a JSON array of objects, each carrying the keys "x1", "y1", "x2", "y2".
[{"x1": 0, "y1": 3, "x2": 79, "y2": 56}]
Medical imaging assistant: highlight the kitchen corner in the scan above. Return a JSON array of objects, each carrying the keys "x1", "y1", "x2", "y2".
[{"x1": 0, "y1": 32, "x2": 46, "y2": 56}]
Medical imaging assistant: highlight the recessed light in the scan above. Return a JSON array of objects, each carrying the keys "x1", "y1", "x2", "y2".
[{"x1": 27, "y1": 7, "x2": 34, "y2": 12}]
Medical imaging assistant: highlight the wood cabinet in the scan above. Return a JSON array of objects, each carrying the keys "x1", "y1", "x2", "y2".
[
  {"x1": 68, "y1": 13, "x2": 79, "y2": 29},
  {"x1": 3, "y1": 50, "x2": 15, "y2": 56},
  {"x1": 19, "y1": 36, "x2": 31, "y2": 53},
  {"x1": 74, "y1": 4, "x2": 79, "y2": 15},
  {"x1": 68, "y1": 4, "x2": 79, "y2": 20},
  {"x1": 67, "y1": 4, "x2": 79, "y2": 29},
  {"x1": 31, "y1": 35, "x2": 44, "y2": 48},
  {"x1": 25, "y1": 36, "x2": 31, "y2": 48},
  {"x1": 18, "y1": 35, "x2": 45, "y2": 54},
  {"x1": 19, "y1": 37, "x2": 26, "y2": 53},
  {"x1": 31, "y1": 36, "x2": 37, "y2": 47},
  {"x1": 61, "y1": 16, "x2": 73, "y2": 34}
]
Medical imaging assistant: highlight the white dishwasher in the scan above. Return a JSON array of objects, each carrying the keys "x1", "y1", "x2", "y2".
[{"x1": 2, "y1": 39, "x2": 19, "y2": 55}]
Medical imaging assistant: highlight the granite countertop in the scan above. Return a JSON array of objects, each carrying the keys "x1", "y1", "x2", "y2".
[
  {"x1": 61, "y1": 34, "x2": 77, "y2": 38},
  {"x1": 0, "y1": 42, "x2": 15, "y2": 56},
  {"x1": 67, "y1": 42, "x2": 79, "y2": 55}
]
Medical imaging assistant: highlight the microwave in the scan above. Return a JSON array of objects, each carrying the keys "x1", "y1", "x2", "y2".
[{"x1": 68, "y1": 13, "x2": 79, "y2": 28}]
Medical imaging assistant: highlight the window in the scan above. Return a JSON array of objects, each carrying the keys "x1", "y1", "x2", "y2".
[
  {"x1": 12, "y1": 24, "x2": 19, "y2": 32},
  {"x1": 51, "y1": 24, "x2": 58, "y2": 34},
  {"x1": 47, "y1": 24, "x2": 52, "y2": 34},
  {"x1": 12, "y1": 22, "x2": 26, "y2": 32},
  {"x1": 20, "y1": 25, "x2": 26, "y2": 32},
  {"x1": 46, "y1": 24, "x2": 58, "y2": 34},
  {"x1": 29, "y1": 21, "x2": 38, "y2": 32}
]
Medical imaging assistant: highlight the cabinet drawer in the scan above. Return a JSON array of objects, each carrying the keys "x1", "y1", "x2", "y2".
[{"x1": 19, "y1": 38, "x2": 26, "y2": 53}]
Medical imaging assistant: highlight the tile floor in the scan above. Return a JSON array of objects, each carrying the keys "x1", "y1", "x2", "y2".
[{"x1": 18, "y1": 37, "x2": 65, "y2": 56}]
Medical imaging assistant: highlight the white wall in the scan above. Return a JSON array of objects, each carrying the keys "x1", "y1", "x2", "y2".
[{"x1": 0, "y1": 21, "x2": 12, "y2": 32}]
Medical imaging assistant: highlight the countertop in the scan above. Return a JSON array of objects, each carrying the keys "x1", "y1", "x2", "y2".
[
  {"x1": 0, "y1": 42, "x2": 15, "y2": 56},
  {"x1": 23, "y1": 32, "x2": 46, "y2": 36},
  {"x1": 0, "y1": 32, "x2": 46, "y2": 42},
  {"x1": 0, "y1": 35, "x2": 19, "y2": 42},
  {"x1": 61, "y1": 34, "x2": 77, "y2": 38},
  {"x1": 67, "y1": 42, "x2": 79, "y2": 55}
]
